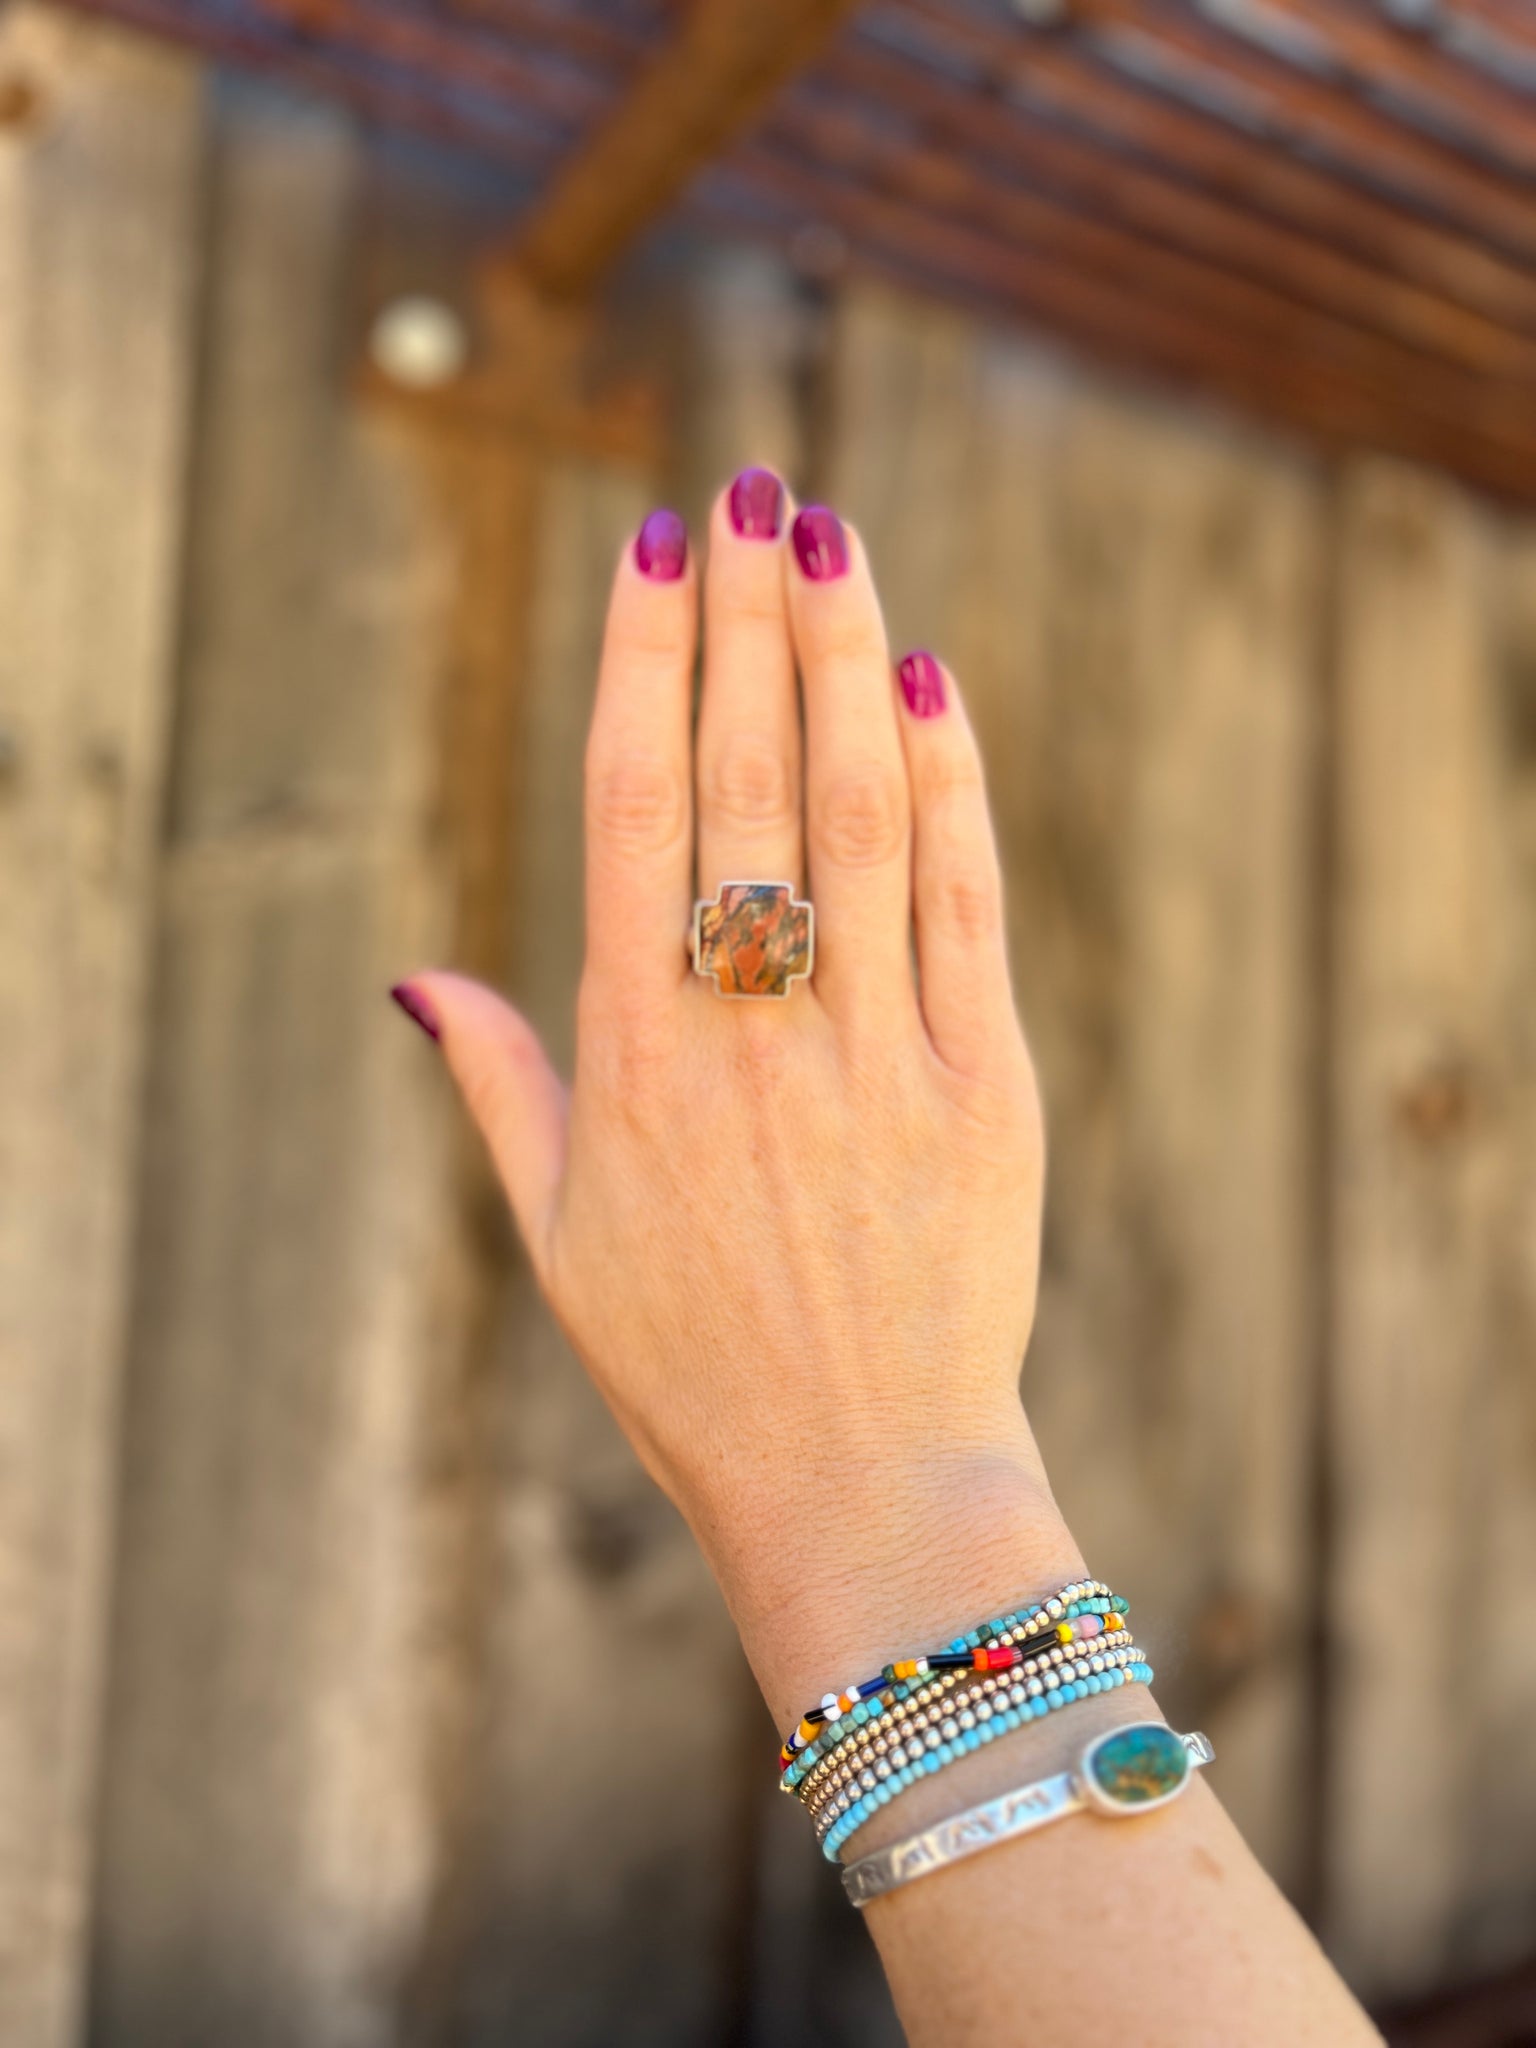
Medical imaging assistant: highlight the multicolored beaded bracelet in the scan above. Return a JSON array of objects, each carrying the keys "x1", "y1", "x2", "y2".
[
  {"x1": 779, "y1": 1579, "x2": 1129, "y2": 1776},
  {"x1": 779, "y1": 1575, "x2": 1122, "y2": 1759},
  {"x1": 794, "y1": 1628, "x2": 1142, "y2": 1812},
  {"x1": 804, "y1": 1639, "x2": 1148, "y2": 1832},
  {"x1": 783, "y1": 1610, "x2": 1131, "y2": 1794},
  {"x1": 819, "y1": 1660, "x2": 1157, "y2": 1862}
]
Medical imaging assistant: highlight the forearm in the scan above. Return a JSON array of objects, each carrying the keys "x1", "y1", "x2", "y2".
[
  {"x1": 867, "y1": 1740, "x2": 1378, "y2": 2048},
  {"x1": 730, "y1": 1433, "x2": 1382, "y2": 2048}
]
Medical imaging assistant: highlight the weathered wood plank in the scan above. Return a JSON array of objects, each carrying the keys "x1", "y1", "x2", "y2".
[
  {"x1": 1326, "y1": 461, "x2": 1536, "y2": 1996},
  {"x1": 87, "y1": 82, "x2": 458, "y2": 2046},
  {"x1": 0, "y1": 11, "x2": 202, "y2": 2043},
  {"x1": 446, "y1": 294, "x2": 767, "y2": 2036},
  {"x1": 410, "y1": 247, "x2": 821, "y2": 2048},
  {"x1": 667, "y1": 246, "x2": 909, "y2": 2048},
  {"x1": 820, "y1": 279, "x2": 1323, "y2": 1900},
  {"x1": 1465, "y1": 520, "x2": 1536, "y2": 1973}
]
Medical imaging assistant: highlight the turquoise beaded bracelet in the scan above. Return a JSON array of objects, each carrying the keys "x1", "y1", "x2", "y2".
[{"x1": 819, "y1": 1660, "x2": 1156, "y2": 1862}]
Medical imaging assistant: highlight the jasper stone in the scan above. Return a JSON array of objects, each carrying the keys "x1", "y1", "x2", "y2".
[
  {"x1": 1084, "y1": 1724, "x2": 1190, "y2": 1810},
  {"x1": 694, "y1": 883, "x2": 812, "y2": 997}
]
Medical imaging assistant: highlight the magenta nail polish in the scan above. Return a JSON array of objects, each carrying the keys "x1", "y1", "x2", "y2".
[
  {"x1": 899, "y1": 650, "x2": 947, "y2": 718},
  {"x1": 635, "y1": 508, "x2": 687, "y2": 581},
  {"x1": 728, "y1": 467, "x2": 784, "y2": 539},
  {"x1": 791, "y1": 504, "x2": 848, "y2": 582},
  {"x1": 390, "y1": 982, "x2": 440, "y2": 1042}
]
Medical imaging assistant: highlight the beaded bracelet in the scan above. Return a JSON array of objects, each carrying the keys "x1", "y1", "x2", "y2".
[
  {"x1": 810, "y1": 1657, "x2": 1150, "y2": 1843},
  {"x1": 805, "y1": 1639, "x2": 1147, "y2": 1834},
  {"x1": 795, "y1": 1627, "x2": 1140, "y2": 1812},
  {"x1": 820, "y1": 1660, "x2": 1157, "y2": 1862},
  {"x1": 780, "y1": 1578, "x2": 1123, "y2": 1769},
  {"x1": 805, "y1": 1640, "x2": 1146, "y2": 1832},
  {"x1": 786, "y1": 1607, "x2": 1131, "y2": 1800},
  {"x1": 780, "y1": 1580, "x2": 1128, "y2": 1777},
  {"x1": 813, "y1": 1657, "x2": 1155, "y2": 1848}
]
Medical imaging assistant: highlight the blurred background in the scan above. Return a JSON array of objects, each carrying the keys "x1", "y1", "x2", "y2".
[{"x1": 2, "y1": 1, "x2": 1535, "y2": 2043}]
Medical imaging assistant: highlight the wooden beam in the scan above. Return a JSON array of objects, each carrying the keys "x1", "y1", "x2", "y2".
[
  {"x1": 755, "y1": 96, "x2": 1536, "y2": 463},
  {"x1": 815, "y1": 41, "x2": 1536, "y2": 381},
  {"x1": 449, "y1": 0, "x2": 642, "y2": 70},
  {"x1": 1448, "y1": 0, "x2": 1536, "y2": 53},
  {"x1": 251, "y1": 0, "x2": 600, "y2": 127},
  {"x1": 704, "y1": 153, "x2": 1536, "y2": 500},
  {"x1": 54, "y1": 0, "x2": 561, "y2": 171},
  {"x1": 1057, "y1": 0, "x2": 1536, "y2": 261},
  {"x1": 500, "y1": 0, "x2": 864, "y2": 299},
  {"x1": 1196, "y1": 0, "x2": 1536, "y2": 176},
  {"x1": 892, "y1": 0, "x2": 1536, "y2": 336}
]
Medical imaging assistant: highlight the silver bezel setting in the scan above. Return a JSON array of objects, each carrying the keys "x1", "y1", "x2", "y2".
[{"x1": 1074, "y1": 1720, "x2": 1193, "y2": 1818}]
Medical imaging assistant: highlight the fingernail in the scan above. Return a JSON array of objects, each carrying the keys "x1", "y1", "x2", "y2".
[
  {"x1": 635, "y1": 507, "x2": 687, "y2": 581},
  {"x1": 390, "y1": 981, "x2": 440, "y2": 1042},
  {"x1": 898, "y1": 650, "x2": 947, "y2": 718},
  {"x1": 728, "y1": 466, "x2": 784, "y2": 539},
  {"x1": 791, "y1": 505, "x2": 848, "y2": 582}
]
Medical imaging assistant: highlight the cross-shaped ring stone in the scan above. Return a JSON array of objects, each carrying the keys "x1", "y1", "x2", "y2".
[{"x1": 691, "y1": 882, "x2": 814, "y2": 998}]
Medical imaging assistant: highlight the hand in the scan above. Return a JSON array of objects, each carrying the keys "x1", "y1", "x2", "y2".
[{"x1": 396, "y1": 472, "x2": 1082, "y2": 1725}]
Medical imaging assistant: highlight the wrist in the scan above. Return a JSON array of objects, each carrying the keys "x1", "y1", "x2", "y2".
[{"x1": 696, "y1": 1419, "x2": 1085, "y2": 1729}]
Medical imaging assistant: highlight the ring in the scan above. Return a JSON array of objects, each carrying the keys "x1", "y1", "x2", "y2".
[{"x1": 690, "y1": 881, "x2": 814, "y2": 998}]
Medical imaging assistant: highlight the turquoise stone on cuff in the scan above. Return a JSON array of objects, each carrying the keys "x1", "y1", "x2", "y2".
[{"x1": 1080, "y1": 1722, "x2": 1191, "y2": 1815}]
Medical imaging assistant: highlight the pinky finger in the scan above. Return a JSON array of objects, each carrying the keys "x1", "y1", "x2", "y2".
[{"x1": 895, "y1": 650, "x2": 1020, "y2": 1077}]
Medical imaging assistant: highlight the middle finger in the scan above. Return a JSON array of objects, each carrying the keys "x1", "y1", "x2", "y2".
[{"x1": 696, "y1": 467, "x2": 805, "y2": 906}]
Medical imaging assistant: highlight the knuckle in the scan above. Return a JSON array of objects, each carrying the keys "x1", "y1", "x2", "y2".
[
  {"x1": 921, "y1": 750, "x2": 986, "y2": 808},
  {"x1": 812, "y1": 762, "x2": 907, "y2": 869},
  {"x1": 703, "y1": 738, "x2": 795, "y2": 829},
  {"x1": 718, "y1": 585, "x2": 787, "y2": 630},
  {"x1": 578, "y1": 980, "x2": 675, "y2": 1114},
  {"x1": 811, "y1": 617, "x2": 886, "y2": 670},
  {"x1": 940, "y1": 1038, "x2": 1043, "y2": 1144},
  {"x1": 724, "y1": 1007, "x2": 793, "y2": 1088},
  {"x1": 935, "y1": 867, "x2": 1004, "y2": 945},
  {"x1": 587, "y1": 753, "x2": 687, "y2": 850}
]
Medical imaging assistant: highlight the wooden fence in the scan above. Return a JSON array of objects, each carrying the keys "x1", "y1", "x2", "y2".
[{"x1": 2, "y1": 8, "x2": 1534, "y2": 2043}]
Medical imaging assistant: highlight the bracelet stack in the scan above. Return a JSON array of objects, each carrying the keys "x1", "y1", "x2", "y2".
[{"x1": 777, "y1": 1579, "x2": 1157, "y2": 1865}]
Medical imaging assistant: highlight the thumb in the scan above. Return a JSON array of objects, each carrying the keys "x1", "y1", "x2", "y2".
[{"x1": 391, "y1": 970, "x2": 568, "y2": 1279}]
